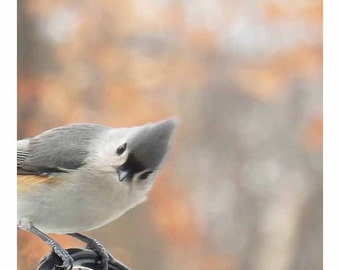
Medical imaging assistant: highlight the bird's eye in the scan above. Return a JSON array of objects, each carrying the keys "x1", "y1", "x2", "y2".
[
  {"x1": 116, "y1": 143, "x2": 127, "y2": 156},
  {"x1": 139, "y1": 170, "x2": 153, "y2": 180}
]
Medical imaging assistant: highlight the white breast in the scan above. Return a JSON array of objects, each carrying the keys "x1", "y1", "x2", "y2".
[{"x1": 17, "y1": 169, "x2": 148, "y2": 234}]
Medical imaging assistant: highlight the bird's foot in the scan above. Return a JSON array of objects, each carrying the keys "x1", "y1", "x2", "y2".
[
  {"x1": 85, "y1": 238, "x2": 114, "y2": 270},
  {"x1": 25, "y1": 225, "x2": 74, "y2": 269},
  {"x1": 39, "y1": 242, "x2": 74, "y2": 269},
  {"x1": 50, "y1": 242, "x2": 74, "y2": 269},
  {"x1": 67, "y1": 233, "x2": 114, "y2": 270}
]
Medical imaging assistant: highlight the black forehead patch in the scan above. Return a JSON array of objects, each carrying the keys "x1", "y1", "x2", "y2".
[{"x1": 120, "y1": 154, "x2": 145, "y2": 175}]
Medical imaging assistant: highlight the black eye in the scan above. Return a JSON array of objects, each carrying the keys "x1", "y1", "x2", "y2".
[
  {"x1": 139, "y1": 170, "x2": 153, "y2": 180},
  {"x1": 116, "y1": 143, "x2": 127, "y2": 156}
]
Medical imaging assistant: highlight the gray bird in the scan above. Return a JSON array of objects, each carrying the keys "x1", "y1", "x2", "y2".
[{"x1": 17, "y1": 118, "x2": 177, "y2": 269}]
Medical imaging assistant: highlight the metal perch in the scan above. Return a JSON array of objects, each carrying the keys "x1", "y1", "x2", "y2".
[{"x1": 37, "y1": 248, "x2": 132, "y2": 270}]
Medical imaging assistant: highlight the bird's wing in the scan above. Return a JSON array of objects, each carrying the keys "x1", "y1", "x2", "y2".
[{"x1": 17, "y1": 124, "x2": 107, "y2": 176}]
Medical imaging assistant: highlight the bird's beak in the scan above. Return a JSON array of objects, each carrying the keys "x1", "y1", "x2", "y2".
[{"x1": 118, "y1": 167, "x2": 130, "y2": 182}]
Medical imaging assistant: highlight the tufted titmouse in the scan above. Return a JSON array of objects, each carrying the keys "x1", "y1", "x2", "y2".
[{"x1": 17, "y1": 118, "x2": 177, "y2": 269}]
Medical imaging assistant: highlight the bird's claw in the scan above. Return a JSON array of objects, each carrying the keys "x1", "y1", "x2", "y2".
[
  {"x1": 86, "y1": 238, "x2": 114, "y2": 270},
  {"x1": 52, "y1": 245, "x2": 74, "y2": 269}
]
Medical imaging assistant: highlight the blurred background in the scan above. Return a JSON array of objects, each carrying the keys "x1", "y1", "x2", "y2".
[{"x1": 17, "y1": 0, "x2": 322, "y2": 270}]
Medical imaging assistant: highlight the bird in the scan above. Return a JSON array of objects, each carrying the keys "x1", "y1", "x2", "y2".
[{"x1": 17, "y1": 118, "x2": 177, "y2": 269}]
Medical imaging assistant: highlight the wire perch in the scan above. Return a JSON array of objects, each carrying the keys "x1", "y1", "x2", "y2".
[{"x1": 37, "y1": 248, "x2": 132, "y2": 270}]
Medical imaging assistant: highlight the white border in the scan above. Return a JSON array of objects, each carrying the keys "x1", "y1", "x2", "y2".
[
  {"x1": 0, "y1": 1, "x2": 17, "y2": 268},
  {"x1": 324, "y1": 1, "x2": 339, "y2": 270}
]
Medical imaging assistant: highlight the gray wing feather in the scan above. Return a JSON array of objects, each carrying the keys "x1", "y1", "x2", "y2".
[
  {"x1": 17, "y1": 139, "x2": 30, "y2": 170},
  {"x1": 17, "y1": 123, "x2": 107, "y2": 175}
]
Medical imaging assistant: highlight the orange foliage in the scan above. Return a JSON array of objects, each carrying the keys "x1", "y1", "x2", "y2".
[
  {"x1": 263, "y1": 1, "x2": 286, "y2": 21},
  {"x1": 237, "y1": 66, "x2": 287, "y2": 101},
  {"x1": 149, "y1": 169, "x2": 202, "y2": 249},
  {"x1": 236, "y1": 44, "x2": 321, "y2": 102},
  {"x1": 300, "y1": 115, "x2": 323, "y2": 151},
  {"x1": 188, "y1": 28, "x2": 217, "y2": 51},
  {"x1": 263, "y1": 0, "x2": 322, "y2": 22}
]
